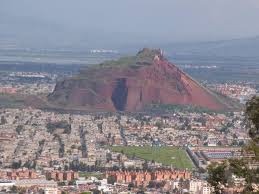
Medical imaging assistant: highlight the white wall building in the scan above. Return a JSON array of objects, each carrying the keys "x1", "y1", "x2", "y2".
[{"x1": 0, "y1": 180, "x2": 15, "y2": 191}]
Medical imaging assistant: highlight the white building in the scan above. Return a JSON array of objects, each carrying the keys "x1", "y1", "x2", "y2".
[
  {"x1": 188, "y1": 179, "x2": 203, "y2": 193},
  {"x1": 201, "y1": 185, "x2": 211, "y2": 194},
  {"x1": 0, "y1": 180, "x2": 15, "y2": 191},
  {"x1": 170, "y1": 180, "x2": 180, "y2": 189},
  {"x1": 187, "y1": 179, "x2": 211, "y2": 194},
  {"x1": 44, "y1": 187, "x2": 59, "y2": 194}
]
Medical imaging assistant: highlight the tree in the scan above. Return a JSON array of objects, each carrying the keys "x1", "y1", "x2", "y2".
[
  {"x1": 228, "y1": 158, "x2": 246, "y2": 177},
  {"x1": 0, "y1": 116, "x2": 7, "y2": 125},
  {"x1": 11, "y1": 160, "x2": 22, "y2": 169},
  {"x1": 128, "y1": 182, "x2": 134, "y2": 190},
  {"x1": 91, "y1": 189, "x2": 101, "y2": 194},
  {"x1": 106, "y1": 153, "x2": 112, "y2": 162},
  {"x1": 58, "y1": 182, "x2": 66, "y2": 186},
  {"x1": 10, "y1": 185, "x2": 17, "y2": 192},
  {"x1": 245, "y1": 96, "x2": 259, "y2": 143},
  {"x1": 142, "y1": 160, "x2": 148, "y2": 171},
  {"x1": 155, "y1": 121, "x2": 163, "y2": 129},
  {"x1": 107, "y1": 176, "x2": 116, "y2": 185},
  {"x1": 208, "y1": 96, "x2": 259, "y2": 194},
  {"x1": 46, "y1": 121, "x2": 71, "y2": 134},
  {"x1": 137, "y1": 184, "x2": 145, "y2": 194},
  {"x1": 68, "y1": 180, "x2": 76, "y2": 185},
  {"x1": 16, "y1": 125, "x2": 24, "y2": 135},
  {"x1": 207, "y1": 162, "x2": 228, "y2": 194},
  {"x1": 147, "y1": 181, "x2": 156, "y2": 188}
]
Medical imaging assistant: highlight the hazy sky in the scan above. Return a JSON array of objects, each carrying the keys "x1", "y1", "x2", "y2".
[{"x1": 1, "y1": 0, "x2": 259, "y2": 48}]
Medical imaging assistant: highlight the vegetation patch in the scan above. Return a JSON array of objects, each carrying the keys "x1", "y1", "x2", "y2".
[
  {"x1": 88, "y1": 49, "x2": 159, "y2": 69},
  {"x1": 46, "y1": 120, "x2": 71, "y2": 134}
]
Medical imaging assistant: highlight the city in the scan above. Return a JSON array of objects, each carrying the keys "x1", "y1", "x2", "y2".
[{"x1": 1, "y1": 1, "x2": 259, "y2": 194}]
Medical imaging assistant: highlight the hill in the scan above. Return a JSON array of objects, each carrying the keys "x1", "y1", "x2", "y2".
[{"x1": 48, "y1": 48, "x2": 240, "y2": 112}]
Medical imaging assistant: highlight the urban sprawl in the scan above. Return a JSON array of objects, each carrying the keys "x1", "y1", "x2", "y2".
[{"x1": 0, "y1": 71, "x2": 258, "y2": 194}]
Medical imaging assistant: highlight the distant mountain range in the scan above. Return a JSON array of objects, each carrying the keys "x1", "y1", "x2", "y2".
[
  {"x1": 162, "y1": 36, "x2": 259, "y2": 58},
  {"x1": 117, "y1": 36, "x2": 259, "y2": 59},
  {"x1": 1, "y1": 36, "x2": 259, "y2": 64}
]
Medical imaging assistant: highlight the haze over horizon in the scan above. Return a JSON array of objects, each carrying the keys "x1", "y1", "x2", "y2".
[{"x1": 1, "y1": 0, "x2": 259, "y2": 49}]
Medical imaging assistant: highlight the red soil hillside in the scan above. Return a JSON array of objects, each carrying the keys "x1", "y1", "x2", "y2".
[{"x1": 48, "y1": 48, "x2": 238, "y2": 112}]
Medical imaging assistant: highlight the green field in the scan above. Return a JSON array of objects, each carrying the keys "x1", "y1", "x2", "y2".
[{"x1": 111, "y1": 146, "x2": 193, "y2": 170}]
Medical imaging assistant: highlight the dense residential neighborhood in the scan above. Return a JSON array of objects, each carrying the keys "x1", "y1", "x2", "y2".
[{"x1": 0, "y1": 102, "x2": 255, "y2": 193}]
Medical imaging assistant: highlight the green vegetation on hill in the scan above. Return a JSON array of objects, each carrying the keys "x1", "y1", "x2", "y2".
[
  {"x1": 91, "y1": 48, "x2": 161, "y2": 69},
  {"x1": 111, "y1": 146, "x2": 193, "y2": 170},
  {"x1": 99, "y1": 56, "x2": 137, "y2": 68},
  {"x1": 75, "y1": 49, "x2": 161, "y2": 81}
]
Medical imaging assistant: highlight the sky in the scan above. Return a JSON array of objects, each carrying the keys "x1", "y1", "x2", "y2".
[{"x1": 1, "y1": 0, "x2": 259, "y2": 48}]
